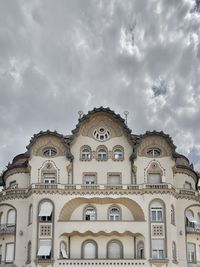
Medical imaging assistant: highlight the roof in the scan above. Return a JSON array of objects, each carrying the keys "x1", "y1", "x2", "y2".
[{"x1": 70, "y1": 106, "x2": 134, "y2": 142}]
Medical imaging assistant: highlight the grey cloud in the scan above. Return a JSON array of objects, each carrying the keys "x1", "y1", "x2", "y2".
[{"x1": 0, "y1": 0, "x2": 200, "y2": 172}]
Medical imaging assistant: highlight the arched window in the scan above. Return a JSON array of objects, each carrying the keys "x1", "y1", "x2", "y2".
[
  {"x1": 27, "y1": 241, "x2": 31, "y2": 263},
  {"x1": 28, "y1": 204, "x2": 33, "y2": 225},
  {"x1": 38, "y1": 201, "x2": 53, "y2": 222},
  {"x1": 113, "y1": 147, "x2": 124, "y2": 160},
  {"x1": 187, "y1": 243, "x2": 196, "y2": 263},
  {"x1": 82, "y1": 240, "x2": 97, "y2": 259},
  {"x1": 60, "y1": 241, "x2": 68, "y2": 259},
  {"x1": 109, "y1": 207, "x2": 121, "y2": 221},
  {"x1": 150, "y1": 201, "x2": 164, "y2": 222},
  {"x1": 137, "y1": 241, "x2": 144, "y2": 259},
  {"x1": 7, "y1": 209, "x2": 16, "y2": 225},
  {"x1": 80, "y1": 146, "x2": 92, "y2": 160},
  {"x1": 107, "y1": 240, "x2": 123, "y2": 259},
  {"x1": 186, "y1": 209, "x2": 195, "y2": 228},
  {"x1": 147, "y1": 148, "x2": 161, "y2": 157},
  {"x1": 172, "y1": 242, "x2": 176, "y2": 261},
  {"x1": 171, "y1": 205, "x2": 175, "y2": 225},
  {"x1": 96, "y1": 146, "x2": 108, "y2": 160},
  {"x1": 84, "y1": 206, "x2": 96, "y2": 221},
  {"x1": 43, "y1": 147, "x2": 57, "y2": 157}
]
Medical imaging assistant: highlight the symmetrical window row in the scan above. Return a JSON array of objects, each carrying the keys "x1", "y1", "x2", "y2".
[
  {"x1": 82, "y1": 240, "x2": 123, "y2": 259},
  {"x1": 80, "y1": 146, "x2": 124, "y2": 161},
  {"x1": 84, "y1": 206, "x2": 121, "y2": 221}
]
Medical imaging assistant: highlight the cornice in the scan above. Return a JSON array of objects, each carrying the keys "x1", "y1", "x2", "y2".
[
  {"x1": 173, "y1": 165, "x2": 198, "y2": 184},
  {"x1": 0, "y1": 185, "x2": 199, "y2": 202}
]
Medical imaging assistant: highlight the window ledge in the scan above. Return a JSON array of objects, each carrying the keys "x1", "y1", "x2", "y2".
[{"x1": 149, "y1": 258, "x2": 169, "y2": 264}]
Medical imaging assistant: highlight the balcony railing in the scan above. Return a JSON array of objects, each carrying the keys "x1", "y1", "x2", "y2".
[
  {"x1": 56, "y1": 259, "x2": 147, "y2": 267},
  {"x1": 0, "y1": 224, "x2": 16, "y2": 235},
  {"x1": 186, "y1": 223, "x2": 200, "y2": 234}
]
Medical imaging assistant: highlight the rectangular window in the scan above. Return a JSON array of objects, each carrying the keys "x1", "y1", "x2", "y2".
[
  {"x1": 148, "y1": 174, "x2": 161, "y2": 184},
  {"x1": 5, "y1": 243, "x2": 14, "y2": 263},
  {"x1": 83, "y1": 174, "x2": 97, "y2": 185},
  {"x1": 152, "y1": 239, "x2": 165, "y2": 259},
  {"x1": 187, "y1": 243, "x2": 196, "y2": 263},
  {"x1": 43, "y1": 173, "x2": 56, "y2": 184},
  {"x1": 107, "y1": 174, "x2": 121, "y2": 185},
  {"x1": 9, "y1": 181, "x2": 17, "y2": 189},
  {"x1": 151, "y1": 208, "x2": 163, "y2": 221}
]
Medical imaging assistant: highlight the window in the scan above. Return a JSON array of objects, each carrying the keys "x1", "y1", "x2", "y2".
[
  {"x1": 43, "y1": 147, "x2": 57, "y2": 157},
  {"x1": 137, "y1": 241, "x2": 144, "y2": 259},
  {"x1": 83, "y1": 174, "x2": 97, "y2": 185},
  {"x1": 147, "y1": 173, "x2": 161, "y2": 184},
  {"x1": 150, "y1": 201, "x2": 164, "y2": 222},
  {"x1": 147, "y1": 148, "x2": 161, "y2": 157},
  {"x1": 38, "y1": 201, "x2": 53, "y2": 222},
  {"x1": 97, "y1": 147, "x2": 108, "y2": 160},
  {"x1": 113, "y1": 147, "x2": 124, "y2": 160},
  {"x1": 186, "y1": 210, "x2": 195, "y2": 227},
  {"x1": 171, "y1": 205, "x2": 175, "y2": 225},
  {"x1": 37, "y1": 239, "x2": 52, "y2": 259},
  {"x1": 28, "y1": 205, "x2": 33, "y2": 225},
  {"x1": 84, "y1": 207, "x2": 96, "y2": 221},
  {"x1": 0, "y1": 245, "x2": 2, "y2": 264},
  {"x1": 93, "y1": 127, "x2": 111, "y2": 141},
  {"x1": 107, "y1": 174, "x2": 121, "y2": 185},
  {"x1": 152, "y1": 239, "x2": 164, "y2": 259},
  {"x1": 80, "y1": 147, "x2": 92, "y2": 160},
  {"x1": 5, "y1": 243, "x2": 14, "y2": 263},
  {"x1": 7, "y1": 209, "x2": 16, "y2": 225},
  {"x1": 9, "y1": 181, "x2": 17, "y2": 189},
  {"x1": 60, "y1": 242, "x2": 68, "y2": 259},
  {"x1": 43, "y1": 173, "x2": 56, "y2": 184},
  {"x1": 184, "y1": 181, "x2": 192, "y2": 189},
  {"x1": 109, "y1": 207, "x2": 121, "y2": 221},
  {"x1": 107, "y1": 240, "x2": 123, "y2": 259},
  {"x1": 187, "y1": 243, "x2": 196, "y2": 263},
  {"x1": 27, "y1": 241, "x2": 31, "y2": 263},
  {"x1": 172, "y1": 242, "x2": 176, "y2": 261},
  {"x1": 82, "y1": 240, "x2": 97, "y2": 259}
]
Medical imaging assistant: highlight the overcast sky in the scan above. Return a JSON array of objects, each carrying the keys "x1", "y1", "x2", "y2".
[{"x1": 0, "y1": 0, "x2": 200, "y2": 173}]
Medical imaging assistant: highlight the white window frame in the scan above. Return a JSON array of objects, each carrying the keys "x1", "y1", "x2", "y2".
[
  {"x1": 151, "y1": 207, "x2": 163, "y2": 222},
  {"x1": 109, "y1": 207, "x2": 121, "y2": 221}
]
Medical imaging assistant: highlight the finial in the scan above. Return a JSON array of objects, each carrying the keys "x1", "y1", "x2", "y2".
[{"x1": 124, "y1": 111, "x2": 129, "y2": 126}]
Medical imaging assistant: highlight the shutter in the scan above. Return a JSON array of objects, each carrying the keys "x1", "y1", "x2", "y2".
[
  {"x1": 108, "y1": 175, "x2": 121, "y2": 185},
  {"x1": 108, "y1": 242, "x2": 121, "y2": 259},
  {"x1": 7, "y1": 210, "x2": 16, "y2": 224},
  {"x1": 39, "y1": 202, "x2": 53, "y2": 217},
  {"x1": 152, "y1": 239, "x2": 164, "y2": 249},
  {"x1": 6, "y1": 243, "x2": 14, "y2": 262},
  {"x1": 83, "y1": 242, "x2": 96, "y2": 259},
  {"x1": 37, "y1": 240, "x2": 51, "y2": 256},
  {"x1": 148, "y1": 174, "x2": 161, "y2": 184}
]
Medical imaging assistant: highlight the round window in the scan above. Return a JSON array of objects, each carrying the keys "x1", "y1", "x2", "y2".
[{"x1": 93, "y1": 127, "x2": 110, "y2": 141}]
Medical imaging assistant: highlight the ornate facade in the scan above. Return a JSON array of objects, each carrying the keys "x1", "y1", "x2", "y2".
[{"x1": 0, "y1": 107, "x2": 199, "y2": 267}]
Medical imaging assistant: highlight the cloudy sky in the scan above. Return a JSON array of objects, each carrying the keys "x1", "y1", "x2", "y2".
[{"x1": 0, "y1": 0, "x2": 200, "y2": 173}]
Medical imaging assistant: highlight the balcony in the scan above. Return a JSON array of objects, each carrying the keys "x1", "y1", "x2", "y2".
[
  {"x1": 57, "y1": 221, "x2": 146, "y2": 236},
  {"x1": 56, "y1": 259, "x2": 148, "y2": 267},
  {"x1": 0, "y1": 224, "x2": 16, "y2": 235},
  {"x1": 186, "y1": 223, "x2": 200, "y2": 234}
]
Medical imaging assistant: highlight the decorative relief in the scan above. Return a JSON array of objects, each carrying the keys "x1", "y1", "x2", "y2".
[
  {"x1": 31, "y1": 136, "x2": 65, "y2": 157},
  {"x1": 40, "y1": 224, "x2": 52, "y2": 237},
  {"x1": 38, "y1": 160, "x2": 60, "y2": 183},
  {"x1": 144, "y1": 160, "x2": 165, "y2": 183},
  {"x1": 81, "y1": 115, "x2": 123, "y2": 140},
  {"x1": 138, "y1": 136, "x2": 171, "y2": 157},
  {"x1": 152, "y1": 224, "x2": 164, "y2": 237}
]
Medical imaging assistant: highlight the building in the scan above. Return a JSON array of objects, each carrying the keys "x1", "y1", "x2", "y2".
[{"x1": 0, "y1": 107, "x2": 200, "y2": 267}]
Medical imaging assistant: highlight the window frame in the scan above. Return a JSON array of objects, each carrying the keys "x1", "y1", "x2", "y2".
[
  {"x1": 96, "y1": 146, "x2": 108, "y2": 161},
  {"x1": 83, "y1": 206, "x2": 97, "y2": 221},
  {"x1": 108, "y1": 206, "x2": 121, "y2": 221},
  {"x1": 82, "y1": 240, "x2": 98, "y2": 259},
  {"x1": 107, "y1": 240, "x2": 123, "y2": 259},
  {"x1": 80, "y1": 146, "x2": 92, "y2": 161}
]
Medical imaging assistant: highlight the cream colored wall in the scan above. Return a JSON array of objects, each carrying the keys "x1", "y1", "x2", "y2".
[
  {"x1": 70, "y1": 203, "x2": 134, "y2": 220},
  {"x1": 134, "y1": 156, "x2": 175, "y2": 184},
  {"x1": 71, "y1": 135, "x2": 133, "y2": 184},
  {"x1": 5, "y1": 172, "x2": 30, "y2": 188},
  {"x1": 174, "y1": 173, "x2": 196, "y2": 189},
  {"x1": 29, "y1": 156, "x2": 69, "y2": 184}
]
